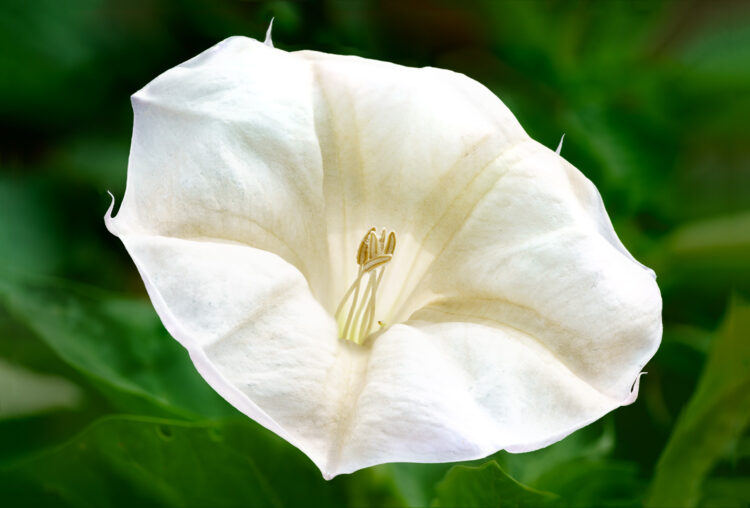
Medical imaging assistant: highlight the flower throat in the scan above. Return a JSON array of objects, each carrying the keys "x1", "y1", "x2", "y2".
[{"x1": 335, "y1": 227, "x2": 396, "y2": 345}]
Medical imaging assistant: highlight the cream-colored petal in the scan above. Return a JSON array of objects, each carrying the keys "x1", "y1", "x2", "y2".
[
  {"x1": 104, "y1": 226, "x2": 343, "y2": 476},
  {"x1": 298, "y1": 49, "x2": 530, "y2": 310},
  {"x1": 406, "y1": 141, "x2": 661, "y2": 401},
  {"x1": 298, "y1": 46, "x2": 660, "y2": 404},
  {"x1": 112, "y1": 37, "x2": 331, "y2": 303},
  {"x1": 327, "y1": 320, "x2": 635, "y2": 475},
  {"x1": 108, "y1": 36, "x2": 662, "y2": 479}
]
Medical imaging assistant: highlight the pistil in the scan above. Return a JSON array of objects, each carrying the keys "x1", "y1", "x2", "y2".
[{"x1": 335, "y1": 227, "x2": 396, "y2": 344}]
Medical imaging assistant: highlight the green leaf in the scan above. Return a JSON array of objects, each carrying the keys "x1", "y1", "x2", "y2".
[
  {"x1": 0, "y1": 358, "x2": 83, "y2": 419},
  {"x1": 1, "y1": 415, "x2": 344, "y2": 508},
  {"x1": 378, "y1": 420, "x2": 618, "y2": 507},
  {"x1": 534, "y1": 459, "x2": 642, "y2": 507},
  {"x1": 496, "y1": 420, "x2": 644, "y2": 507},
  {"x1": 496, "y1": 421, "x2": 643, "y2": 507},
  {"x1": 375, "y1": 462, "x2": 454, "y2": 508},
  {"x1": 499, "y1": 419, "x2": 616, "y2": 486},
  {"x1": 646, "y1": 297, "x2": 750, "y2": 507},
  {"x1": 0, "y1": 277, "x2": 235, "y2": 420},
  {"x1": 0, "y1": 305, "x2": 116, "y2": 465},
  {"x1": 433, "y1": 461, "x2": 557, "y2": 508}
]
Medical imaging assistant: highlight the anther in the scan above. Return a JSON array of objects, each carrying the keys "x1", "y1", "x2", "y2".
[
  {"x1": 362, "y1": 255, "x2": 392, "y2": 273},
  {"x1": 335, "y1": 227, "x2": 397, "y2": 344}
]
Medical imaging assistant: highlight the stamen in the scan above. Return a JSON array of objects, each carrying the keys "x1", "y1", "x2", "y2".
[
  {"x1": 335, "y1": 227, "x2": 397, "y2": 344},
  {"x1": 362, "y1": 254, "x2": 392, "y2": 272}
]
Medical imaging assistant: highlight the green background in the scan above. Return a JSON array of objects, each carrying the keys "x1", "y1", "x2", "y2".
[{"x1": 1, "y1": 1, "x2": 749, "y2": 506}]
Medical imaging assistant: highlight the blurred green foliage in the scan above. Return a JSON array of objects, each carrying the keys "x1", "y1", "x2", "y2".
[
  {"x1": 648, "y1": 297, "x2": 750, "y2": 507},
  {"x1": 0, "y1": 1, "x2": 748, "y2": 506}
]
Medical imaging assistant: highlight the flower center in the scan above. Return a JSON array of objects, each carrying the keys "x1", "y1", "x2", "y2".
[{"x1": 334, "y1": 227, "x2": 396, "y2": 345}]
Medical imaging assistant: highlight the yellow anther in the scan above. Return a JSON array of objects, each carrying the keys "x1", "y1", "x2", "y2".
[
  {"x1": 335, "y1": 227, "x2": 397, "y2": 344},
  {"x1": 385, "y1": 231, "x2": 396, "y2": 255},
  {"x1": 356, "y1": 227, "x2": 376, "y2": 265},
  {"x1": 356, "y1": 239, "x2": 369, "y2": 265},
  {"x1": 362, "y1": 254, "x2": 392, "y2": 273},
  {"x1": 367, "y1": 231, "x2": 379, "y2": 258}
]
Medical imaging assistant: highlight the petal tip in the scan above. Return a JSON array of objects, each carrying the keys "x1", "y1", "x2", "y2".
[
  {"x1": 555, "y1": 133, "x2": 565, "y2": 155},
  {"x1": 622, "y1": 372, "x2": 647, "y2": 406},
  {"x1": 104, "y1": 191, "x2": 118, "y2": 233},
  {"x1": 264, "y1": 17, "x2": 275, "y2": 48}
]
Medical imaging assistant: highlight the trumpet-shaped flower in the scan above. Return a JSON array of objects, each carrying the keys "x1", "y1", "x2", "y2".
[{"x1": 106, "y1": 35, "x2": 662, "y2": 479}]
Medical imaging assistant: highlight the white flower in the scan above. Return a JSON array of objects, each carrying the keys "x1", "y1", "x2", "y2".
[{"x1": 105, "y1": 35, "x2": 662, "y2": 479}]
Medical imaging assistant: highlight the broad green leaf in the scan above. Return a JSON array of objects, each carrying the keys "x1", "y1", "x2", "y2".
[
  {"x1": 0, "y1": 358, "x2": 83, "y2": 419},
  {"x1": 0, "y1": 305, "x2": 84, "y2": 384},
  {"x1": 0, "y1": 308, "x2": 112, "y2": 465},
  {"x1": 377, "y1": 420, "x2": 615, "y2": 507},
  {"x1": 375, "y1": 462, "x2": 454, "y2": 508},
  {"x1": 499, "y1": 419, "x2": 616, "y2": 486},
  {"x1": 498, "y1": 421, "x2": 642, "y2": 507},
  {"x1": 533, "y1": 459, "x2": 642, "y2": 507},
  {"x1": 333, "y1": 466, "x2": 405, "y2": 508},
  {"x1": 0, "y1": 415, "x2": 344, "y2": 508},
  {"x1": 433, "y1": 461, "x2": 557, "y2": 508},
  {"x1": 647, "y1": 297, "x2": 750, "y2": 507},
  {"x1": 0, "y1": 277, "x2": 234, "y2": 420}
]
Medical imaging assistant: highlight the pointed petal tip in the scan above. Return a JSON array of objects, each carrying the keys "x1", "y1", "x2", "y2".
[
  {"x1": 105, "y1": 190, "x2": 115, "y2": 217},
  {"x1": 264, "y1": 18, "x2": 275, "y2": 48},
  {"x1": 555, "y1": 133, "x2": 565, "y2": 155},
  {"x1": 622, "y1": 371, "x2": 647, "y2": 406},
  {"x1": 104, "y1": 191, "x2": 118, "y2": 233}
]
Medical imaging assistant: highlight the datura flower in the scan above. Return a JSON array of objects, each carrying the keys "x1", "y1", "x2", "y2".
[{"x1": 105, "y1": 33, "x2": 662, "y2": 479}]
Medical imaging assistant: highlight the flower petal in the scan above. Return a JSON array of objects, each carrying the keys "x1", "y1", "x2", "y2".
[
  {"x1": 104, "y1": 227, "x2": 344, "y2": 476},
  {"x1": 326, "y1": 320, "x2": 629, "y2": 475},
  {"x1": 407, "y1": 143, "x2": 661, "y2": 400},
  {"x1": 108, "y1": 36, "x2": 662, "y2": 478},
  {"x1": 298, "y1": 48, "x2": 530, "y2": 306},
  {"x1": 110, "y1": 37, "x2": 332, "y2": 304}
]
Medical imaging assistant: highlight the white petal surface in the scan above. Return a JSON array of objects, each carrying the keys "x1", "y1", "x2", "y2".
[
  {"x1": 102, "y1": 231, "x2": 341, "y2": 474},
  {"x1": 108, "y1": 36, "x2": 662, "y2": 478},
  {"x1": 407, "y1": 143, "x2": 662, "y2": 400},
  {"x1": 113, "y1": 37, "x2": 331, "y2": 302},
  {"x1": 332, "y1": 321, "x2": 620, "y2": 474}
]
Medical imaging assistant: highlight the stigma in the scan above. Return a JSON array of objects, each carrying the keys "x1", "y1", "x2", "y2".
[{"x1": 335, "y1": 227, "x2": 396, "y2": 345}]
